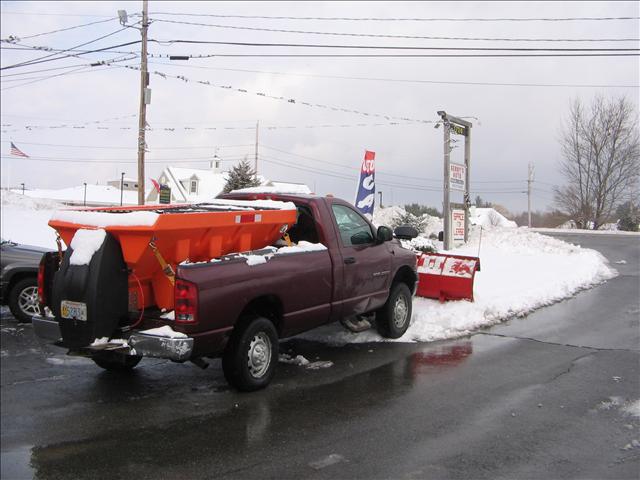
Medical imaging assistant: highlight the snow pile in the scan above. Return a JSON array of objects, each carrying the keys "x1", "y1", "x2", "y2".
[
  {"x1": 623, "y1": 400, "x2": 640, "y2": 418},
  {"x1": 234, "y1": 242, "x2": 327, "y2": 267},
  {"x1": 138, "y1": 325, "x2": 188, "y2": 338},
  {"x1": 301, "y1": 226, "x2": 617, "y2": 345},
  {"x1": 373, "y1": 205, "x2": 405, "y2": 227},
  {"x1": 470, "y1": 208, "x2": 517, "y2": 228},
  {"x1": 206, "y1": 198, "x2": 297, "y2": 211},
  {"x1": 17, "y1": 184, "x2": 143, "y2": 206},
  {"x1": 1, "y1": 191, "x2": 59, "y2": 248},
  {"x1": 232, "y1": 184, "x2": 312, "y2": 195},
  {"x1": 276, "y1": 241, "x2": 328, "y2": 255},
  {"x1": 51, "y1": 209, "x2": 160, "y2": 227},
  {"x1": 3, "y1": 190, "x2": 62, "y2": 210},
  {"x1": 69, "y1": 229, "x2": 106, "y2": 266}
]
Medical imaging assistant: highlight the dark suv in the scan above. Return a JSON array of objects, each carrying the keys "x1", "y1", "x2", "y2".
[{"x1": 1, "y1": 239, "x2": 50, "y2": 322}]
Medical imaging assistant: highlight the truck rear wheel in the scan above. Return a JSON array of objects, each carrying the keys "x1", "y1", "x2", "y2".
[
  {"x1": 376, "y1": 283, "x2": 412, "y2": 339},
  {"x1": 92, "y1": 351, "x2": 142, "y2": 372},
  {"x1": 222, "y1": 316, "x2": 278, "y2": 392}
]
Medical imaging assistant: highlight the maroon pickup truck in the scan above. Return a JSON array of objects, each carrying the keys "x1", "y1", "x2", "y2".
[{"x1": 33, "y1": 193, "x2": 418, "y2": 391}]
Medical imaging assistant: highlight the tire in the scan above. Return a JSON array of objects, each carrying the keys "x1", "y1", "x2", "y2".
[
  {"x1": 8, "y1": 277, "x2": 39, "y2": 323},
  {"x1": 222, "y1": 316, "x2": 278, "y2": 392},
  {"x1": 376, "y1": 283, "x2": 413, "y2": 339},
  {"x1": 92, "y1": 351, "x2": 142, "y2": 372}
]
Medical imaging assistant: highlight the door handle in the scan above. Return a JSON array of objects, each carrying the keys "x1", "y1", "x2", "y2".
[{"x1": 344, "y1": 257, "x2": 356, "y2": 264}]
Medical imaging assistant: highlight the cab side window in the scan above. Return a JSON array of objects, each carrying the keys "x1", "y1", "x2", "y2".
[{"x1": 332, "y1": 204, "x2": 374, "y2": 246}]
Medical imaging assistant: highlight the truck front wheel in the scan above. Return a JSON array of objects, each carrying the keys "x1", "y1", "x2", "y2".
[
  {"x1": 376, "y1": 283, "x2": 412, "y2": 339},
  {"x1": 222, "y1": 316, "x2": 278, "y2": 392}
]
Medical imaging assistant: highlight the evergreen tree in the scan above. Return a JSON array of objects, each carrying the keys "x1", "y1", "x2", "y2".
[
  {"x1": 223, "y1": 159, "x2": 261, "y2": 193},
  {"x1": 616, "y1": 201, "x2": 640, "y2": 231}
]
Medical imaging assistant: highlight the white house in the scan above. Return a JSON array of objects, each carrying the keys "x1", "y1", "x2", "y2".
[
  {"x1": 147, "y1": 166, "x2": 311, "y2": 204},
  {"x1": 146, "y1": 167, "x2": 231, "y2": 203}
]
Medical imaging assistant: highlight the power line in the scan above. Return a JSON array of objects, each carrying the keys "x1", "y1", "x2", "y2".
[
  {"x1": 145, "y1": 61, "x2": 640, "y2": 89},
  {"x1": 0, "y1": 36, "x2": 141, "y2": 70},
  {"x1": 148, "y1": 12, "x2": 640, "y2": 22},
  {"x1": 0, "y1": 154, "x2": 252, "y2": 164},
  {"x1": 0, "y1": 66, "x2": 96, "y2": 91},
  {"x1": 0, "y1": 62, "x2": 99, "y2": 78},
  {"x1": 0, "y1": 56, "x2": 136, "y2": 90},
  {"x1": 260, "y1": 144, "x2": 443, "y2": 182},
  {"x1": 1, "y1": 11, "x2": 123, "y2": 18},
  {"x1": 3, "y1": 17, "x2": 118, "y2": 41},
  {"x1": 145, "y1": 52, "x2": 640, "y2": 58},
  {"x1": 1, "y1": 140, "x2": 254, "y2": 150},
  {"x1": 113, "y1": 64, "x2": 435, "y2": 123},
  {"x1": 151, "y1": 38, "x2": 640, "y2": 52},
  {"x1": 1, "y1": 45, "x2": 141, "y2": 56},
  {"x1": 150, "y1": 18, "x2": 640, "y2": 43}
]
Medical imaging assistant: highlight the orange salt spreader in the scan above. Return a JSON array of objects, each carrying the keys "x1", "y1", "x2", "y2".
[{"x1": 48, "y1": 201, "x2": 298, "y2": 311}]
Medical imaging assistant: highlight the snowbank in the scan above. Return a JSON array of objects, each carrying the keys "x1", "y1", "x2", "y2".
[
  {"x1": 470, "y1": 208, "x2": 517, "y2": 228},
  {"x1": 1, "y1": 191, "x2": 60, "y2": 248},
  {"x1": 301, "y1": 226, "x2": 617, "y2": 345}
]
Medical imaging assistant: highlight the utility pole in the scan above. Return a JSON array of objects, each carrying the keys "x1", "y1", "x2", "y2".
[
  {"x1": 527, "y1": 163, "x2": 535, "y2": 227},
  {"x1": 254, "y1": 120, "x2": 259, "y2": 180},
  {"x1": 136, "y1": 0, "x2": 149, "y2": 205}
]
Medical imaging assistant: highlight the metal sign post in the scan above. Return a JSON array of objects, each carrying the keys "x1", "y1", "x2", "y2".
[{"x1": 437, "y1": 111, "x2": 472, "y2": 250}]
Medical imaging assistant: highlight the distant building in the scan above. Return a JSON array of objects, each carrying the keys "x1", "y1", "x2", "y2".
[
  {"x1": 146, "y1": 167, "x2": 232, "y2": 203},
  {"x1": 107, "y1": 177, "x2": 139, "y2": 191},
  {"x1": 146, "y1": 166, "x2": 311, "y2": 203}
]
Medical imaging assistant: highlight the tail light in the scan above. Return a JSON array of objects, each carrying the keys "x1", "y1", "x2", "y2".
[
  {"x1": 37, "y1": 257, "x2": 46, "y2": 306},
  {"x1": 175, "y1": 278, "x2": 198, "y2": 324}
]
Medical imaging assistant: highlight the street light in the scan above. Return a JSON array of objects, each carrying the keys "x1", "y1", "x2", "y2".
[
  {"x1": 120, "y1": 172, "x2": 125, "y2": 206},
  {"x1": 83, "y1": 182, "x2": 87, "y2": 206}
]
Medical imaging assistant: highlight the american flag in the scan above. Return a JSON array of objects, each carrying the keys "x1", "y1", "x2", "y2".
[{"x1": 10, "y1": 142, "x2": 29, "y2": 158}]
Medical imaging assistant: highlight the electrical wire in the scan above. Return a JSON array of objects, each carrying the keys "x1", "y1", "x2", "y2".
[
  {"x1": 144, "y1": 61, "x2": 640, "y2": 89},
  {"x1": 5, "y1": 17, "x2": 119, "y2": 40},
  {"x1": 142, "y1": 52, "x2": 640, "y2": 58},
  {"x1": 0, "y1": 62, "x2": 99, "y2": 78},
  {"x1": 0, "y1": 66, "x2": 96, "y2": 91},
  {"x1": 148, "y1": 12, "x2": 640, "y2": 22},
  {"x1": 150, "y1": 18, "x2": 640, "y2": 43},
  {"x1": 0, "y1": 140, "x2": 254, "y2": 150},
  {"x1": 1, "y1": 31, "x2": 140, "y2": 70},
  {"x1": 0, "y1": 155, "x2": 252, "y2": 164},
  {"x1": 150, "y1": 38, "x2": 640, "y2": 52}
]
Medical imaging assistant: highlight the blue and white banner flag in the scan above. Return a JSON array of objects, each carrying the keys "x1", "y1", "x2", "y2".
[{"x1": 355, "y1": 150, "x2": 376, "y2": 220}]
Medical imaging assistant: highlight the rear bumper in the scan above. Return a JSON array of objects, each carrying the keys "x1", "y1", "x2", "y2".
[
  {"x1": 128, "y1": 333, "x2": 193, "y2": 362},
  {"x1": 32, "y1": 316, "x2": 194, "y2": 362}
]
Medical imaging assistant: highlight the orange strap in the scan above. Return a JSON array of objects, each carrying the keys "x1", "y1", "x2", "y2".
[{"x1": 148, "y1": 239, "x2": 176, "y2": 286}]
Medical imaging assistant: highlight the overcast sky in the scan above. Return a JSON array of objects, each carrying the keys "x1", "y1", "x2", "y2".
[{"x1": 1, "y1": 1, "x2": 638, "y2": 214}]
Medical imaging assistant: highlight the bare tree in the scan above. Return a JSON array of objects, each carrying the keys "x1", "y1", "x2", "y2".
[{"x1": 554, "y1": 96, "x2": 639, "y2": 229}]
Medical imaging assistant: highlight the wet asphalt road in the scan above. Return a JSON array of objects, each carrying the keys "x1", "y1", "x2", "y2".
[{"x1": 1, "y1": 233, "x2": 638, "y2": 480}]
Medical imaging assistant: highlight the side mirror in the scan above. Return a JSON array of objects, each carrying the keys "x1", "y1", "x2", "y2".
[
  {"x1": 393, "y1": 225, "x2": 418, "y2": 240},
  {"x1": 376, "y1": 226, "x2": 393, "y2": 243}
]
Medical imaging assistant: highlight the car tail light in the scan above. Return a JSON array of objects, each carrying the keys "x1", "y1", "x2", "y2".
[
  {"x1": 174, "y1": 278, "x2": 198, "y2": 324},
  {"x1": 37, "y1": 257, "x2": 46, "y2": 306}
]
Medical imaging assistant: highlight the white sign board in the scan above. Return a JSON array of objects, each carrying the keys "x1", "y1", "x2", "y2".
[
  {"x1": 452, "y1": 209, "x2": 465, "y2": 242},
  {"x1": 449, "y1": 163, "x2": 466, "y2": 191}
]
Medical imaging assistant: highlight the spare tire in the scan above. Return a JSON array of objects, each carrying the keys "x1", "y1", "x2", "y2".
[{"x1": 52, "y1": 231, "x2": 128, "y2": 348}]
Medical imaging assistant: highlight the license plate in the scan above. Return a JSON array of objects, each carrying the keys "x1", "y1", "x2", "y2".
[{"x1": 60, "y1": 300, "x2": 87, "y2": 321}]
